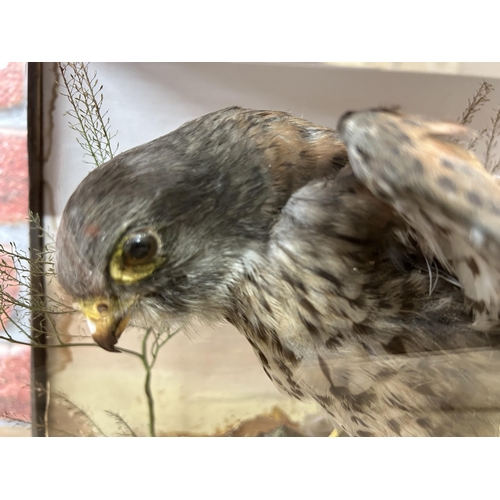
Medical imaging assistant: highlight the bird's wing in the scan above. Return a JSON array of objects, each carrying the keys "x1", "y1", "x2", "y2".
[
  {"x1": 266, "y1": 168, "x2": 500, "y2": 436},
  {"x1": 268, "y1": 157, "x2": 500, "y2": 436},
  {"x1": 338, "y1": 109, "x2": 500, "y2": 325}
]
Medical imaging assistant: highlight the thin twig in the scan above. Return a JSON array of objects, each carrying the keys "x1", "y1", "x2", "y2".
[
  {"x1": 459, "y1": 81, "x2": 493, "y2": 126},
  {"x1": 105, "y1": 411, "x2": 138, "y2": 437},
  {"x1": 484, "y1": 106, "x2": 500, "y2": 172},
  {"x1": 52, "y1": 391, "x2": 107, "y2": 437}
]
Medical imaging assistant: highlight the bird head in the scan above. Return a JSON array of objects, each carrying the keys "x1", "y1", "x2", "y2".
[
  {"x1": 56, "y1": 106, "x2": 346, "y2": 352},
  {"x1": 56, "y1": 108, "x2": 282, "y2": 352}
]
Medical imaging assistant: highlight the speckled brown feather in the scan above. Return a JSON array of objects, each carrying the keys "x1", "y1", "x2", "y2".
[
  {"x1": 228, "y1": 108, "x2": 500, "y2": 436},
  {"x1": 339, "y1": 109, "x2": 500, "y2": 324},
  {"x1": 229, "y1": 168, "x2": 500, "y2": 436},
  {"x1": 201, "y1": 108, "x2": 348, "y2": 208}
]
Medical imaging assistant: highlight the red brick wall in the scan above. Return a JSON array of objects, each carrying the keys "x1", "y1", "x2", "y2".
[
  {"x1": 0, "y1": 62, "x2": 31, "y2": 427},
  {"x1": 0, "y1": 62, "x2": 25, "y2": 108}
]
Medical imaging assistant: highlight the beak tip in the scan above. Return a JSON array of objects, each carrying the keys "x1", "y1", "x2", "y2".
[{"x1": 92, "y1": 333, "x2": 122, "y2": 353}]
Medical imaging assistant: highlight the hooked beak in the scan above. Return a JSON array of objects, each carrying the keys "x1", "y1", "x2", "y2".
[{"x1": 79, "y1": 296, "x2": 137, "y2": 352}]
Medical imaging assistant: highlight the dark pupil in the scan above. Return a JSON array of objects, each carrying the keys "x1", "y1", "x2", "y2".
[
  {"x1": 129, "y1": 239, "x2": 150, "y2": 259},
  {"x1": 123, "y1": 233, "x2": 157, "y2": 265}
]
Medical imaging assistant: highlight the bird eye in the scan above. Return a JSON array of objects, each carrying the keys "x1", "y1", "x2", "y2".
[{"x1": 122, "y1": 232, "x2": 158, "y2": 267}]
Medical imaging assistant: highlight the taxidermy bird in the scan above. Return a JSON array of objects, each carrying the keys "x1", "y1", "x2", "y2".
[{"x1": 56, "y1": 106, "x2": 500, "y2": 437}]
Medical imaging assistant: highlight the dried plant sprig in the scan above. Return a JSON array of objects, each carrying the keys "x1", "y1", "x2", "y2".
[
  {"x1": 457, "y1": 81, "x2": 500, "y2": 174},
  {"x1": 140, "y1": 326, "x2": 180, "y2": 437},
  {"x1": 105, "y1": 411, "x2": 138, "y2": 437},
  {"x1": 0, "y1": 230, "x2": 76, "y2": 348},
  {"x1": 50, "y1": 391, "x2": 107, "y2": 437},
  {"x1": 467, "y1": 127, "x2": 488, "y2": 152},
  {"x1": 0, "y1": 411, "x2": 30, "y2": 425},
  {"x1": 459, "y1": 80, "x2": 493, "y2": 126},
  {"x1": 484, "y1": 106, "x2": 500, "y2": 173},
  {"x1": 57, "y1": 62, "x2": 119, "y2": 168}
]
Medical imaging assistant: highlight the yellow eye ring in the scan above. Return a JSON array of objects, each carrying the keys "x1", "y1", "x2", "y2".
[{"x1": 109, "y1": 229, "x2": 164, "y2": 284}]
